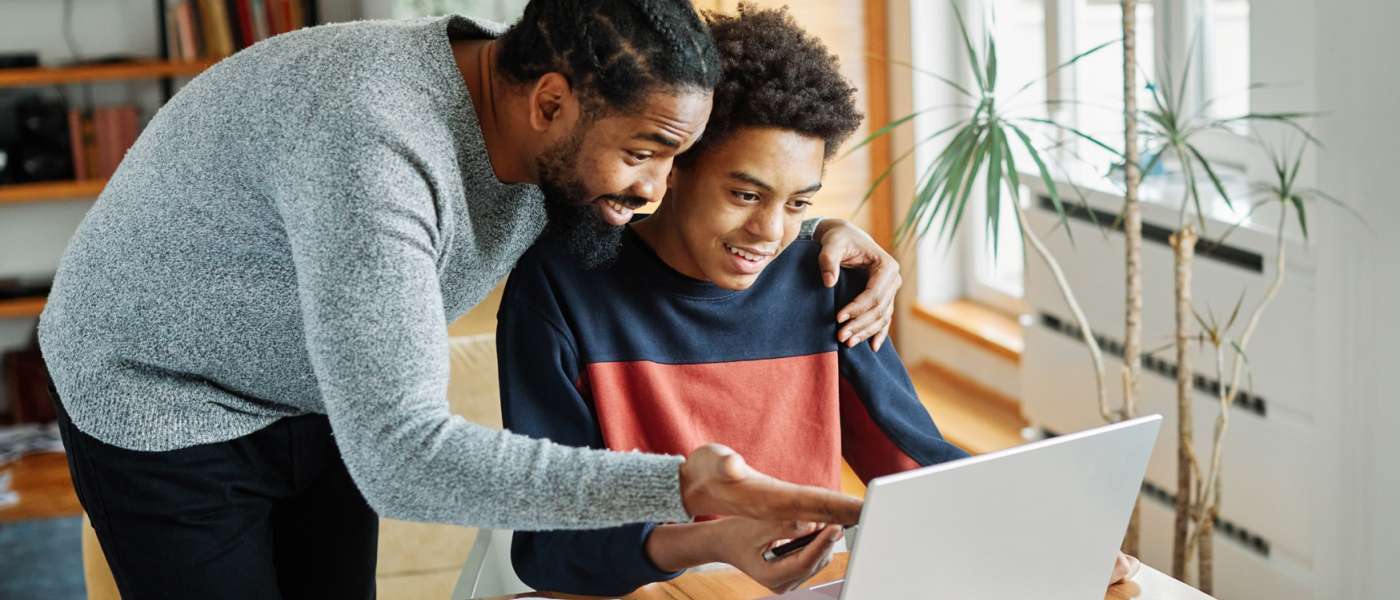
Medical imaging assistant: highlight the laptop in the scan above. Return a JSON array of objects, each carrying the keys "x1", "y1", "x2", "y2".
[{"x1": 768, "y1": 415, "x2": 1162, "y2": 599}]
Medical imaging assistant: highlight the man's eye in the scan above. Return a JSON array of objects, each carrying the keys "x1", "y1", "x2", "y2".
[
  {"x1": 732, "y1": 191, "x2": 760, "y2": 203},
  {"x1": 627, "y1": 151, "x2": 652, "y2": 162}
]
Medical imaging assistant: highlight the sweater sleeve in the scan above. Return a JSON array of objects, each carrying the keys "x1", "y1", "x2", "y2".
[
  {"x1": 834, "y1": 270, "x2": 970, "y2": 482},
  {"x1": 496, "y1": 271, "x2": 684, "y2": 595},
  {"x1": 268, "y1": 123, "x2": 690, "y2": 529}
]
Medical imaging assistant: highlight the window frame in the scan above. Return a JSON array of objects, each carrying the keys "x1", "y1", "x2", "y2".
[{"x1": 930, "y1": 0, "x2": 1254, "y2": 318}]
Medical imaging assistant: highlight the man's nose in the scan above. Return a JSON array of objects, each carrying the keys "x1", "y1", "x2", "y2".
[{"x1": 628, "y1": 162, "x2": 670, "y2": 204}]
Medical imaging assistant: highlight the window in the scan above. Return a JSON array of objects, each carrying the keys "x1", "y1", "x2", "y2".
[
  {"x1": 383, "y1": 0, "x2": 527, "y2": 21},
  {"x1": 914, "y1": 0, "x2": 1251, "y2": 314},
  {"x1": 1204, "y1": 0, "x2": 1250, "y2": 119}
]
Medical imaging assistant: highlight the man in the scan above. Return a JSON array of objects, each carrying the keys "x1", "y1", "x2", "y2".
[
  {"x1": 37, "y1": 2, "x2": 896, "y2": 598},
  {"x1": 498, "y1": 5, "x2": 1140, "y2": 595}
]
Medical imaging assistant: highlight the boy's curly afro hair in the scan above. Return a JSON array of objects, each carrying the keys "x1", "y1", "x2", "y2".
[{"x1": 680, "y1": 3, "x2": 864, "y2": 165}]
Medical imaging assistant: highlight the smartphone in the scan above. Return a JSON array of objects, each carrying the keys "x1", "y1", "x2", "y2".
[{"x1": 762, "y1": 529, "x2": 823, "y2": 561}]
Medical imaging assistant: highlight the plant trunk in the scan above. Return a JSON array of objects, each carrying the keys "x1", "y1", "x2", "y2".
[
  {"x1": 1017, "y1": 207, "x2": 1109, "y2": 422},
  {"x1": 1199, "y1": 484, "x2": 1218, "y2": 593},
  {"x1": 1170, "y1": 225, "x2": 1198, "y2": 579},
  {"x1": 1119, "y1": 0, "x2": 1144, "y2": 556}
]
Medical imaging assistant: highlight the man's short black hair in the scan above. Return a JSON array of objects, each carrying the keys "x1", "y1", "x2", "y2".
[
  {"x1": 681, "y1": 3, "x2": 864, "y2": 164},
  {"x1": 498, "y1": 0, "x2": 723, "y2": 113}
]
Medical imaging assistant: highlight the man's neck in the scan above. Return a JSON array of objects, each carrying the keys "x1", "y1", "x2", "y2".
[
  {"x1": 631, "y1": 206, "x2": 709, "y2": 282},
  {"x1": 452, "y1": 39, "x2": 534, "y2": 184}
]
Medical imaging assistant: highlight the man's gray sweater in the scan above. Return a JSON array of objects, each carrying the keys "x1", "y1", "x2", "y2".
[{"x1": 38, "y1": 16, "x2": 691, "y2": 529}]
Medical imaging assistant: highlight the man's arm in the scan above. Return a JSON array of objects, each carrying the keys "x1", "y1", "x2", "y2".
[
  {"x1": 811, "y1": 219, "x2": 902, "y2": 351},
  {"x1": 496, "y1": 283, "x2": 686, "y2": 595},
  {"x1": 833, "y1": 271, "x2": 969, "y2": 481}
]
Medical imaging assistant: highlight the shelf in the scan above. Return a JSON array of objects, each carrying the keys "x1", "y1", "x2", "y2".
[
  {"x1": 0, "y1": 297, "x2": 46, "y2": 319},
  {"x1": 912, "y1": 300, "x2": 1024, "y2": 363},
  {"x1": 0, "y1": 59, "x2": 217, "y2": 88},
  {"x1": 0, "y1": 179, "x2": 106, "y2": 205}
]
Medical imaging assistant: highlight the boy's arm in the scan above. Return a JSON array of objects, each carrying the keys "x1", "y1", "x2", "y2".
[
  {"x1": 496, "y1": 283, "x2": 685, "y2": 595},
  {"x1": 834, "y1": 272, "x2": 970, "y2": 482}
]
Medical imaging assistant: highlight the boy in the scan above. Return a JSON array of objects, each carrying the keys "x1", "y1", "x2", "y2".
[{"x1": 498, "y1": 5, "x2": 966, "y2": 595}]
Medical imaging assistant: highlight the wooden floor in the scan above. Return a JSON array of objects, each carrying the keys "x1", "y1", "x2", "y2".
[
  {"x1": 0, "y1": 360, "x2": 1027, "y2": 524},
  {"x1": 0, "y1": 452, "x2": 82, "y2": 523}
]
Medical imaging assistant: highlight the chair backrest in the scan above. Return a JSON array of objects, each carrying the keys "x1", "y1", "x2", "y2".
[{"x1": 451, "y1": 528, "x2": 533, "y2": 599}]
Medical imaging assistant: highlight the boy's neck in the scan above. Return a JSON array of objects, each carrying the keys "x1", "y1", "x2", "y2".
[{"x1": 630, "y1": 205, "x2": 711, "y2": 282}]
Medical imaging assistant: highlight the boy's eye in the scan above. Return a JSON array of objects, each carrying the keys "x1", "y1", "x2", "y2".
[
  {"x1": 789, "y1": 199, "x2": 813, "y2": 210},
  {"x1": 732, "y1": 191, "x2": 760, "y2": 203}
]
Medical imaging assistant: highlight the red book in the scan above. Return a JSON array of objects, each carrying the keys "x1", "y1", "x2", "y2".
[
  {"x1": 175, "y1": 1, "x2": 202, "y2": 61},
  {"x1": 233, "y1": 0, "x2": 255, "y2": 48},
  {"x1": 267, "y1": 0, "x2": 286, "y2": 36},
  {"x1": 93, "y1": 109, "x2": 114, "y2": 180},
  {"x1": 117, "y1": 107, "x2": 140, "y2": 165},
  {"x1": 67, "y1": 109, "x2": 88, "y2": 180}
]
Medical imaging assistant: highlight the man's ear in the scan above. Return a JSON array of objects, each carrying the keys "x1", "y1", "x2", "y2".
[{"x1": 527, "y1": 72, "x2": 579, "y2": 133}]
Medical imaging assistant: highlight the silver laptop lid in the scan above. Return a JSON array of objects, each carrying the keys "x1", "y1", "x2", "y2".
[{"x1": 837, "y1": 415, "x2": 1162, "y2": 599}]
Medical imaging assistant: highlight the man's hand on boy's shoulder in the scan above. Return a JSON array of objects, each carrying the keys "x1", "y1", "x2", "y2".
[{"x1": 813, "y1": 219, "x2": 901, "y2": 351}]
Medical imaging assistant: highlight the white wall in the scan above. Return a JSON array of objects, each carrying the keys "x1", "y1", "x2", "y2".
[
  {"x1": 1307, "y1": 0, "x2": 1400, "y2": 597},
  {"x1": 887, "y1": 0, "x2": 1398, "y2": 597}
]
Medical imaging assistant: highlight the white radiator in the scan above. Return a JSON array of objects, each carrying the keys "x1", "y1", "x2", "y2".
[{"x1": 1020, "y1": 180, "x2": 1319, "y2": 599}]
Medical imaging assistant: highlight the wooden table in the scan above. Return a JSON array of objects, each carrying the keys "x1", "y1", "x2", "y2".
[{"x1": 484, "y1": 553, "x2": 1215, "y2": 600}]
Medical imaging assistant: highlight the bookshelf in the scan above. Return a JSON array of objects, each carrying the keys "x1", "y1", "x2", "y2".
[
  {"x1": 0, "y1": 297, "x2": 46, "y2": 320},
  {"x1": 0, "y1": 59, "x2": 217, "y2": 88},
  {"x1": 0, "y1": 180, "x2": 108, "y2": 205},
  {"x1": 0, "y1": 1, "x2": 319, "y2": 318},
  {"x1": 0, "y1": 1, "x2": 320, "y2": 207}
]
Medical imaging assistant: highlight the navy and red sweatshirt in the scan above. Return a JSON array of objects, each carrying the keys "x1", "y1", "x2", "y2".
[{"x1": 496, "y1": 225, "x2": 968, "y2": 596}]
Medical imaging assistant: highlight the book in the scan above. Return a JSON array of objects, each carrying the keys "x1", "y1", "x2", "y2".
[
  {"x1": 250, "y1": 0, "x2": 269, "y2": 42},
  {"x1": 165, "y1": 4, "x2": 184, "y2": 62},
  {"x1": 233, "y1": 0, "x2": 255, "y2": 48},
  {"x1": 197, "y1": 0, "x2": 236, "y2": 57},
  {"x1": 271, "y1": 0, "x2": 292, "y2": 37},
  {"x1": 175, "y1": 1, "x2": 202, "y2": 62},
  {"x1": 66, "y1": 109, "x2": 88, "y2": 181},
  {"x1": 288, "y1": 0, "x2": 303, "y2": 31}
]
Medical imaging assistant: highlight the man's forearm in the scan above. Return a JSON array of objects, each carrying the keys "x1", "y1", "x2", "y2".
[{"x1": 644, "y1": 521, "x2": 727, "y2": 572}]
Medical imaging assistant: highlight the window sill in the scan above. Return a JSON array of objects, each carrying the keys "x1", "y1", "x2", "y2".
[{"x1": 910, "y1": 299, "x2": 1024, "y2": 364}]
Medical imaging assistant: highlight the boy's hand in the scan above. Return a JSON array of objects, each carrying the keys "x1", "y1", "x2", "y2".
[
  {"x1": 713, "y1": 518, "x2": 843, "y2": 594},
  {"x1": 1109, "y1": 551, "x2": 1141, "y2": 585}
]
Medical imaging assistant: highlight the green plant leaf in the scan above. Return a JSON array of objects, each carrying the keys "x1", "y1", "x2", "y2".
[
  {"x1": 843, "y1": 109, "x2": 937, "y2": 160},
  {"x1": 944, "y1": 128, "x2": 993, "y2": 240},
  {"x1": 1290, "y1": 194, "x2": 1310, "y2": 239},
  {"x1": 986, "y1": 26, "x2": 999, "y2": 92},
  {"x1": 866, "y1": 53, "x2": 975, "y2": 98},
  {"x1": 1022, "y1": 117, "x2": 1123, "y2": 158},
  {"x1": 951, "y1": 2, "x2": 986, "y2": 92},
  {"x1": 1008, "y1": 122, "x2": 1074, "y2": 244},
  {"x1": 1010, "y1": 39, "x2": 1117, "y2": 100},
  {"x1": 987, "y1": 126, "x2": 1005, "y2": 256},
  {"x1": 1226, "y1": 291, "x2": 1246, "y2": 331},
  {"x1": 856, "y1": 118, "x2": 968, "y2": 208},
  {"x1": 1186, "y1": 142, "x2": 1234, "y2": 210},
  {"x1": 1215, "y1": 113, "x2": 1323, "y2": 146}
]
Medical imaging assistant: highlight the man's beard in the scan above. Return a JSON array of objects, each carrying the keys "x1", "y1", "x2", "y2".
[{"x1": 536, "y1": 130, "x2": 630, "y2": 270}]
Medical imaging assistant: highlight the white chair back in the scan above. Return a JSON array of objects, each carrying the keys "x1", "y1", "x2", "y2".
[{"x1": 451, "y1": 528, "x2": 532, "y2": 599}]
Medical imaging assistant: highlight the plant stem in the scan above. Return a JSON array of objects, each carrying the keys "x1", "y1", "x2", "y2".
[
  {"x1": 1119, "y1": 0, "x2": 1144, "y2": 556},
  {"x1": 1188, "y1": 207, "x2": 1289, "y2": 591},
  {"x1": 1170, "y1": 224, "x2": 1198, "y2": 580},
  {"x1": 1017, "y1": 205, "x2": 1110, "y2": 421}
]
